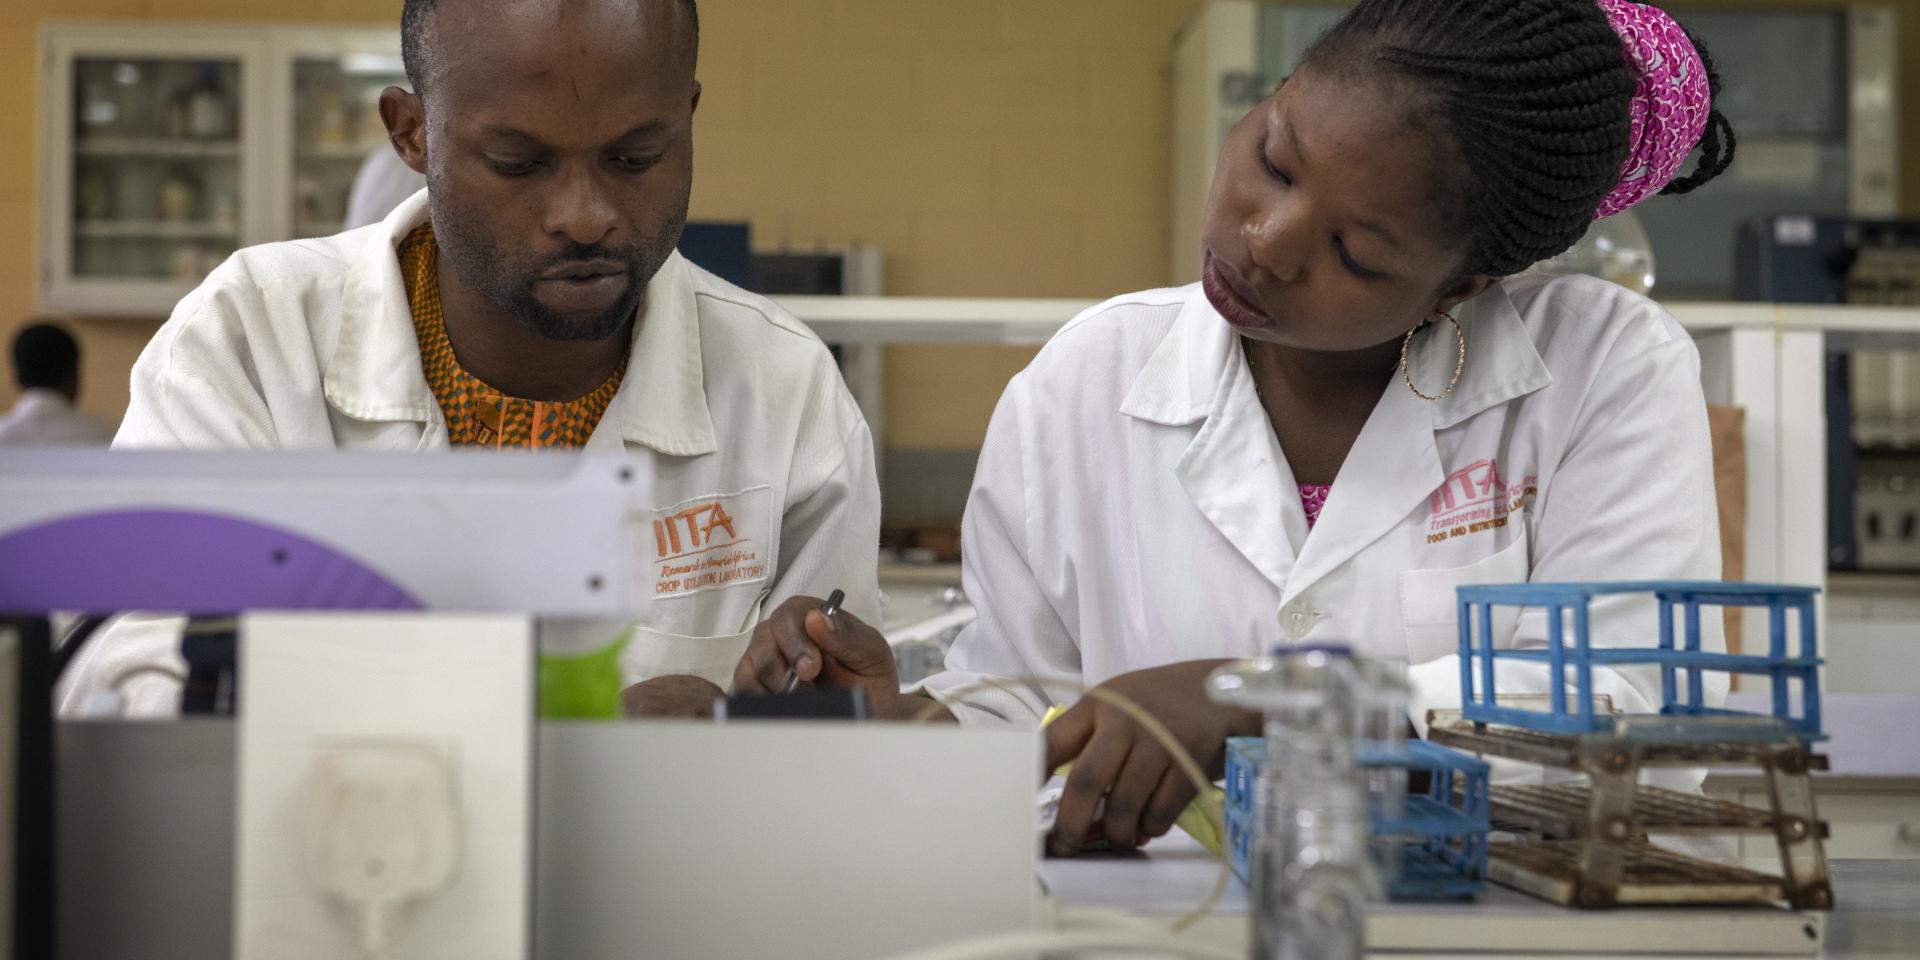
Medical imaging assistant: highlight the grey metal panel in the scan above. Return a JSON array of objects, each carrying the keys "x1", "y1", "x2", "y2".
[
  {"x1": 532, "y1": 722, "x2": 1039, "y2": 960},
  {"x1": 56, "y1": 720, "x2": 235, "y2": 960},
  {"x1": 57, "y1": 722, "x2": 1039, "y2": 960}
]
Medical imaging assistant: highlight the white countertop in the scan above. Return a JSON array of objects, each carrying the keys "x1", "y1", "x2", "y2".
[{"x1": 1041, "y1": 835, "x2": 1919, "y2": 958}]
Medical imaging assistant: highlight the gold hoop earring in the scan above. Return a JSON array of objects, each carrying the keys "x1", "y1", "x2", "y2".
[{"x1": 1400, "y1": 311, "x2": 1465, "y2": 402}]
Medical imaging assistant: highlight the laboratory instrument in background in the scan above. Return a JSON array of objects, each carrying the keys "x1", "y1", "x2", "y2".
[
  {"x1": 1736, "y1": 216, "x2": 1920, "y2": 573},
  {"x1": 879, "y1": 584, "x2": 974, "y2": 687},
  {"x1": 1429, "y1": 581, "x2": 1834, "y2": 910}
]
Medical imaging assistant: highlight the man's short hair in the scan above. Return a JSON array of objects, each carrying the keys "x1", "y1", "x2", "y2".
[
  {"x1": 401, "y1": 0, "x2": 699, "y2": 96},
  {"x1": 12, "y1": 323, "x2": 81, "y2": 391}
]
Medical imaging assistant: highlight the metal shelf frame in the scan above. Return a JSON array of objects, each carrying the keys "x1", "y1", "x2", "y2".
[{"x1": 1429, "y1": 713, "x2": 1834, "y2": 911}]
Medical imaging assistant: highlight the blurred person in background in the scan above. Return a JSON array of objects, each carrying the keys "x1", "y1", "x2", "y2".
[{"x1": 0, "y1": 322, "x2": 115, "y2": 446}]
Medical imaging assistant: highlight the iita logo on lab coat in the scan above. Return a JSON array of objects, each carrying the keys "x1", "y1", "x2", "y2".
[
  {"x1": 1427, "y1": 459, "x2": 1536, "y2": 544},
  {"x1": 650, "y1": 486, "x2": 772, "y2": 599}
]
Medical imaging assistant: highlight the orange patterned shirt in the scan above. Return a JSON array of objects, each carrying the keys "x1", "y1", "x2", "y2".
[{"x1": 400, "y1": 225, "x2": 626, "y2": 449}]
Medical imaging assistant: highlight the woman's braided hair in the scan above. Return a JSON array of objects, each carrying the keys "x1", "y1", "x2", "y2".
[{"x1": 1303, "y1": 0, "x2": 1736, "y2": 277}]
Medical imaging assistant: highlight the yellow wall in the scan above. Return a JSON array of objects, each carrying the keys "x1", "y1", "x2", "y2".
[
  {"x1": 4, "y1": 0, "x2": 1919, "y2": 454},
  {"x1": 695, "y1": 0, "x2": 1202, "y2": 451}
]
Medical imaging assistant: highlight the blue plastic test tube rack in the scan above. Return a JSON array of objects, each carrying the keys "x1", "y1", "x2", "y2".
[
  {"x1": 1223, "y1": 737, "x2": 1490, "y2": 901},
  {"x1": 1454, "y1": 581, "x2": 1823, "y2": 740}
]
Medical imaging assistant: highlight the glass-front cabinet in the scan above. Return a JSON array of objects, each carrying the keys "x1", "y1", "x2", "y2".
[
  {"x1": 39, "y1": 24, "x2": 405, "y2": 316},
  {"x1": 281, "y1": 35, "x2": 410, "y2": 241}
]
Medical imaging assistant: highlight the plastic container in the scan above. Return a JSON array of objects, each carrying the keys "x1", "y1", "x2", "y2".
[
  {"x1": 1454, "y1": 581, "x2": 1823, "y2": 739},
  {"x1": 1226, "y1": 737, "x2": 1490, "y2": 901}
]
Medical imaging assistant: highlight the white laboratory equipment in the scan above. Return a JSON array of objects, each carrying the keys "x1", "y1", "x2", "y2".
[
  {"x1": 0, "y1": 450, "x2": 1042, "y2": 960},
  {"x1": 1, "y1": 449, "x2": 654, "y2": 960}
]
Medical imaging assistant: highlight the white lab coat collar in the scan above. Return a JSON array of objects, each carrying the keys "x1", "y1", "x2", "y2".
[
  {"x1": 1120, "y1": 283, "x2": 1553, "y2": 600},
  {"x1": 586, "y1": 251, "x2": 716, "y2": 456},
  {"x1": 323, "y1": 189, "x2": 438, "y2": 425},
  {"x1": 1423, "y1": 283, "x2": 1557, "y2": 430},
  {"x1": 321, "y1": 188, "x2": 716, "y2": 457},
  {"x1": 1116, "y1": 293, "x2": 1214, "y2": 427},
  {"x1": 1121, "y1": 283, "x2": 1552, "y2": 429}
]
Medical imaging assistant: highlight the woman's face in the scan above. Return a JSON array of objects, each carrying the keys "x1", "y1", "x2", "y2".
[{"x1": 1200, "y1": 69, "x2": 1491, "y2": 352}]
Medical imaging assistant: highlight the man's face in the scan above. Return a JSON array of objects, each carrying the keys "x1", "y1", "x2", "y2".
[{"x1": 402, "y1": 0, "x2": 699, "y2": 341}]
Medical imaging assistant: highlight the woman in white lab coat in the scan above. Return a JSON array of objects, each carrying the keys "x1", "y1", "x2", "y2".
[{"x1": 735, "y1": 0, "x2": 1739, "y2": 854}]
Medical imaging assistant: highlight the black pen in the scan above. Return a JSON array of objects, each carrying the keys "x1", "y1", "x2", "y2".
[{"x1": 778, "y1": 588, "x2": 844, "y2": 694}]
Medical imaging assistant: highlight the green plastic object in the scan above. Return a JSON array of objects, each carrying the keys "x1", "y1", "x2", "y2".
[{"x1": 537, "y1": 628, "x2": 632, "y2": 719}]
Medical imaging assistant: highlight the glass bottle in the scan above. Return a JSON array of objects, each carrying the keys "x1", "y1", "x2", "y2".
[
  {"x1": 1209, "y1": 646, "x2": 1374, "y2": 960},
  {"x1": 1528, "y1": 209, "x2": 1657, "y2": 296},
  {"x1": 187, "y1": 63, "x2": 235, "y2": 140}
]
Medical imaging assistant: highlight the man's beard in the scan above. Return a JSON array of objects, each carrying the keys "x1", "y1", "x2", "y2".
[{"x1": 429, "y1": 191, "x2": 689, "y2": 343}]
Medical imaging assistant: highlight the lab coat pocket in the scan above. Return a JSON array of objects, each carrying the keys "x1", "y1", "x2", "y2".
[
  {"x1": 1398, "y1": 533, "x2": 1530, "y2": 666},
  {"x1": 623, "y1": 624, "x2": 756, "y2": 691},
  {"x1": 622, "y1": 591, "x2": 769, "y2": 692}
]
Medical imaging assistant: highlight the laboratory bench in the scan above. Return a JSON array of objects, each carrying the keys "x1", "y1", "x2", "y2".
[
  {"x1": 51, "y1": 719, "x2": 1920, "y2": 960},
  {"x1": 1043, "y1": 835, "x2": 1918, "y2": 959}
]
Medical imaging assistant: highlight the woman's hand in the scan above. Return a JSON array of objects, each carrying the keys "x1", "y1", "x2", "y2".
[
  {"x1": 732, "y1": 595, "x2": 903, "y2": 717},
  {"x1": 1044, "y1": 659, "x2": 1258, "y2": 856}
]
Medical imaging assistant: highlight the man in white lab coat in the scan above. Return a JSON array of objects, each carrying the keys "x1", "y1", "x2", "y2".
[
  {"x1": 0, "y1": 323, "x2": 115, "y2": 446},
  {"x1": 64, "y1": 0, "x2": 878, "y2": 717}
]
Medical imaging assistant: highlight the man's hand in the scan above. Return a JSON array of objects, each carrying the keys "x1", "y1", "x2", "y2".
[
  {"x1": 1044, "y1": 659, "x2": 1257, "y2": 857},
  {"x1": 620, "y1": 674, "x2": 725, "y2": 719},
  {"x1": 732, "y1": 595, "x2": 903, "y2": 717}
]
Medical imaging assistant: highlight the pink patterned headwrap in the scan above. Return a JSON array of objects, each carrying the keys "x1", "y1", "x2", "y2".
[{"x1": 1593, "y1": 0, "x2": 1712, "y2": 219}]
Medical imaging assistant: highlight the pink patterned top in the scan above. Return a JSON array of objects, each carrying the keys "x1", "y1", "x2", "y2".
[{"x1": 1300, "y1": 484, "x2": 1332, "y2": 529}]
